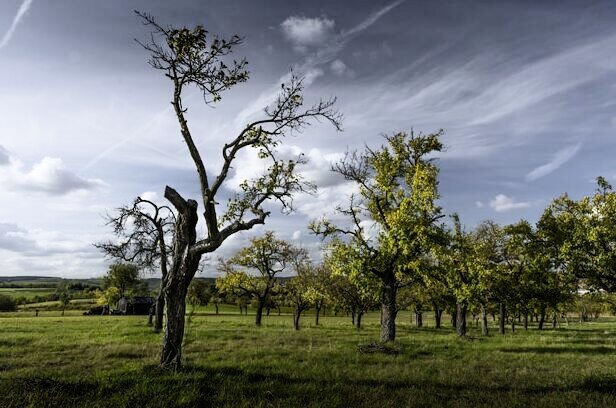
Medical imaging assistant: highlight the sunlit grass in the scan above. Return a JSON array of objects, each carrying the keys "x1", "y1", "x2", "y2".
[{"x1": 0, "y1": 309, "x2": 615, "y2": 407}]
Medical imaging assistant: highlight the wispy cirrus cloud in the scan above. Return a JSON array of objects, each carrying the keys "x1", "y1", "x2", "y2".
[
  {"x1": 0, "y1": 0, "x2": 34, "y2": 50},
  {"x1": 525, "y1": 142, "x2": 583, "y2": 181}
]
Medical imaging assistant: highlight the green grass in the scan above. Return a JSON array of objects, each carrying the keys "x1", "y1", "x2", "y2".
[
  {"x1": 0, "y1": 309, "x2": 615, "y2": 407},
  {"x1": 0, "y1": 288, "x2": 55, "y2": 299}
]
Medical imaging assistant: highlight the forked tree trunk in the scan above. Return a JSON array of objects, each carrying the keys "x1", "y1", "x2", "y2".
[
  {"x1": 499, "y1": 303, "x2": 506, "y2": 335},
  {"x1": 481, "y1": 304, "x2": 489, "y2": 336},
  {"x1": 380, "y1": 275, "x2": 397, "y2": 343},
  {"x1": 159, "y1": 188, "x2": 199, "y2": 371},
  {"x1": 456, "y1": 303, "x2": 467, "y2": 337}
]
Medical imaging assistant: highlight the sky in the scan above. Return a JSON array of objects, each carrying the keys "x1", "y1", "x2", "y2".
[{"x1": 1, "y1": 0, "x2": 616, "y2": 278}]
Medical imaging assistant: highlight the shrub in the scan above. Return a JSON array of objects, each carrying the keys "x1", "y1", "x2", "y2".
[{"x1": 0, "y1": 294, "x2": 17, "y2": 312}]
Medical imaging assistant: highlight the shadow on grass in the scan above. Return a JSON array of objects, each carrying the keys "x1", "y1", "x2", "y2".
[
  {"x1": 2, "y1": 363, "x2": 616, "y2": 408},
  {"x1": 498, "y1": 346, "x2": 616, "y2": 355}
]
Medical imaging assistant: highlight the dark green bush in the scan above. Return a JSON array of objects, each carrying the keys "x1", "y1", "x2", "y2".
[{"x1": 0, "y1": 294, "x2": 17, "y2": 312}]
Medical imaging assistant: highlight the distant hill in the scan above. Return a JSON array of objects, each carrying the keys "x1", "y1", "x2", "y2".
[{"x1": 0, "y1": 276, "x2": 217, "y2": 290}]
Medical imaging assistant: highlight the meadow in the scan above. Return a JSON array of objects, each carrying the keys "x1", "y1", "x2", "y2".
[{"x1": 0, "y1": 307, "x2": 615, "y2": 408}]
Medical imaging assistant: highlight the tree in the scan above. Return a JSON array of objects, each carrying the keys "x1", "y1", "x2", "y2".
[
  {"x1": 284, "y1": 273, "x2": 312, "y2": 330},
  {"x1": 95, "y1": 197, "x2": 174, "y2": 332},
  {"x1": 102, "y1": 263, "x2": 141, "y2": 298},
  {"x1": 0, "y1": 294, "x2": 17, "y2": 312},
  {"x1": 216, "y1": 232, "x2": 294, "y2": 326},
  {"x1": 135, "y1": 12, "x2": 341, "y2": 370},
  {"x1": 187, "y1": 279, "x2": 213, "y2": 310},
  {"x1": 323, "y1": 238, "x2": 379, "y2": 329},
  {"x1": 56, "y1": 285, "x2": 71, "y2": 316},
  {"x1": 312, "y1": 131, "x2": 444, "y2": 342}
]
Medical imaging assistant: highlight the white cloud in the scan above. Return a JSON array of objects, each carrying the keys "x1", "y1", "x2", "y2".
[
  {"x1": 489, "y1": 194, "x2": 531, "y2": 212},
  {"x1": 0, "y1": 0, "x2": 34, "y2": 50},
  {"x1": 330, "y1": 59, "x2": 354, "y2": 77},
  {"x1": 525, "y1": 143, "x2": 582, "y2": 181},
  {"x1": 281, "y1": 16, "x2": 335, "y2": 52},
  {"x1": 0, "y1": 145, "x2": 9, "y2": 165},
  {"x1": 0, "y1": 149, "x2": 105, "y2": 195},
  {"x1": 292, "y1": 230, "x2": 302, "y2": 240},
  {"x1": 475, "y1": 201, "x2": 484, "y2": 208}
]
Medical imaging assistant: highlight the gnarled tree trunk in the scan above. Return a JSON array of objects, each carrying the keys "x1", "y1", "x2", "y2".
[{"x1": 380, "y1": 274, "x2": 397, "y2": 342}]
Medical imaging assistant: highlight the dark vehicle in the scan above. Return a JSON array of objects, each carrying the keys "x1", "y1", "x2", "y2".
[{"x1": 116, "y1": 296, "x2": 155, "y2": 315}]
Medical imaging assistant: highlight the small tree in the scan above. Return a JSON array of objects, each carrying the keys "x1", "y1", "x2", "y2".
[
  {"x1": 216, "y1": 232, "x2": 294, "y2": 326},
  {"x1": 95, "y1": 197, "x2": 174, "y2": 332},
  {"x1": 102, "y1": 263, "x2": 141, "y2": 298},
  {"x1": 56, "y1": 285, "x2": 71, "y2": 316},
  {"x1": 0, "y1": 294, "x2": 17, "y2": 312}
]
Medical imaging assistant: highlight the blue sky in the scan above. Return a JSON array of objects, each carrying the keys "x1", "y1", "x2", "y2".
[{"x1": 1, "y1": 0, "x2": 615, "y2": 278}]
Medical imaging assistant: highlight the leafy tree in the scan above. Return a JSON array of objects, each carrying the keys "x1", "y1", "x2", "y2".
[
  {"x1": 95, "y1": 197, "x2": 174, "y2": 331},
  {"x1": 312, "y1": 131, "x2": 445, "y2": 342},
  {"x1": 135, "y1": 12, "x2": 341, "y2": 370},
  {"x1": 323, "y1": 238, "x2": 380, "y2": 329},
  {"x1": 56, "y1": 285, "x2": 71, "y2": 316},
  {"x1": 97, "y1": 286, "x2": 121, "y2": 308},
  {"x1": 0, "y1": 294, "x2": 17, "y2": 312},
  {"x1": 216, "y1": 232, "x2": 295, "y2": 326},
  {"x1": 102, "y1": 263, "x2": 141, "y2": 298},
  {"x1": 187, "y1": 279, "x2": 213, "y2": 309}
]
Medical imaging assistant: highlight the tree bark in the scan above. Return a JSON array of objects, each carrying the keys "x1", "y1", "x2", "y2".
[
  {"x1": 415, "y1": 311, "x2": 423, "y2": 328},
  {"x1": 255, "y1": 298, "x2": 265, "y2": 326},
  {"x1": 160, "y1": 282, "x2": 190, "y2": 371},
  {"x1": 499, "y1": 303, "x2": 506, "y2": 335},
  {"x1": 538, "y1": 306, "x2": 546, "y2": 330},
  {"x1": 380, "y1": 275, "x2": 397, "y2": 343},
  {"x1": 433, "y1": 303, "x2": 442, "y2": 329},
  {"x1": 456, "y1": 302, "x2": 467, "y2": 337},
  {"x1": 154, "y1": 290, "x2": 165, "y2": 332},
  {"x1": 552, "y1": 313, "x2": 557, "y2": 329},
  {"x1": 481, "y1": 303, "x2": 489, "y2": 336},
  {"x1": 356, "y1": 312, "x2": 363, "y2": 329},
  {"x1": 293, "y1": 310, "x2": 301, "y2": 330}
]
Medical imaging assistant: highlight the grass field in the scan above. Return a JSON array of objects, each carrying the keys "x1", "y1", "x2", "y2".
[
  {"x1": 0, "y1": 288, "x2": 56, "y2": 300},
  {"x1": 0, "y1": 308, "x2": 615, "y2": 407}
]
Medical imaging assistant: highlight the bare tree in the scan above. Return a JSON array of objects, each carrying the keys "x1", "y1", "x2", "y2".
[
  {"x1": 95, "y1": 197, "x2": 175, "y2": 332},
  {"x1": 135, "y1": 12, "x2": 341, "y2": 370}
]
